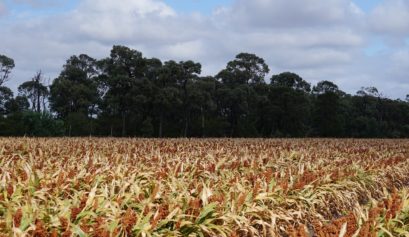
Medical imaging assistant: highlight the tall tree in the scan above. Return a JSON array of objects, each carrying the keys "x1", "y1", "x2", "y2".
[
  {"x1": 216, "y1": 53, "x2": 269, "y2": 136},
  {"x1": 0, "y1": 55, "x2": 15, "y2": 86},
  {"x1": 49, "y1": 54, "x2": 99, "y2": 135},
  {"x1": 0, "y1": 86, "x2": 14, "y2": 115},
  {"x1": 312, "y1": 80, "x2": 343, "y2": 95},
  {"x1": 271, "y1": 72, "x2": 311, "y2": 93},
  {"x1": 269, "y1": 72, "x2": 311, "y2": 136},
  {"x1": 99, "y1": 46, "x2": 147, "y2": 136},
  {"x1": 312, "y1": 81, "x2": 345, "y2": 137},
  {"x1": 218, "y1": 53, "x2": 269, "y2": 85},
  {"x1": 181, "y1": 76, "x2": 217, "y2": 137},
  {"x1": 348, "y1": 87, "x2": 384, "y2": 137},
  {"x1": 178, "y1": 61, "x2": 202, "y2": 137},
  {"x1": 152, "y1": 60, "x2": 181, "y2": 137},
  {"x1": 357, "y1": 86, "x2": 382, "y2": 98},
  {"x1": 18, "y1": 71, "x2": 49, "y2": 113}
]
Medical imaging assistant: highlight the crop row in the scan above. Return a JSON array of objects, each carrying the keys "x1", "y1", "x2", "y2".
[{"x1": 0, "y1": 138, "x2": 408, "y2": 236}]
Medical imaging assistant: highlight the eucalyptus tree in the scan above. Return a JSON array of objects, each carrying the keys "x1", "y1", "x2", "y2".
[
  {"x1": 98, "y1": 46, "x2": 148, "y2": 136},
  {"x1": 18, "y1": 71, "x2": 49, "y2": 113},
  {"x1": 216, "y1": 53, "x2": 269, "y2": 136},
  {"x1": 49, "y1": 54, "x2": 100, "y2": 136},
  {"x1": 312, "y1": 81, "x2": 346, "y2": 137},
  {"x1": 269, "y1": 72, "x2": 311, "y2": 136},
  {"x1": 0, "y1": 55, "x2": 15, "y2": 86}
]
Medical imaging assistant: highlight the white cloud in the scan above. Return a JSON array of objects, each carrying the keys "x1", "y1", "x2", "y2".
[
  {"x1": 216, "y1": 0, "x2": 364, "y2": 29},
  {"x1": 12, "y1": 0, "x2": 72, "y2": 8},
  {"x1": 388, "y1": 49, "x2": 409, "y2": 82},
  {"x1": 235, "y1": 30, "x2": 363, "y2": 49},
  {"x1": 391, "y1": 49, "x2": 409, "y2": 65},
  {"x1": 79, "y1": 0, "x2": 175, "y2": 17},
  {"x1": 369, "y1": 0, "x2": 409, "y2": 37},
  {"x1": 162, "y1": 40, "x2": 207, "y2": 59}
]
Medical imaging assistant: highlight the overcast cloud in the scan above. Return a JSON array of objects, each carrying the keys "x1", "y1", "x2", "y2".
[
  {"x1": 11, "y1": 0, "x2": 71, "y2": 8},
  {"x1": 0, "y1": 0, "x2": 408, "y2": 98},
  {"x1": 0, "y1": 2, "x2": 6, "y2": 15},
  {"x1": 369, "y1": 0, "x2": 409, "y2": 37}
]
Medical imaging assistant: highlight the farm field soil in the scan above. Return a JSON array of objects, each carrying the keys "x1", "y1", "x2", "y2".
[{"x1": 0, "y1": 138, "x2": 409, "y2": 236}]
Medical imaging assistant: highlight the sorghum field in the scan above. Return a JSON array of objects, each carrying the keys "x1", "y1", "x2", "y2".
[{"x1": 1, "y1": 138, "x2": 409, "y2": 237}]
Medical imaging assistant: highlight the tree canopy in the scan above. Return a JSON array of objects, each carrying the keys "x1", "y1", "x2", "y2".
[
  {"x1": 2, "y1": 46, "x2": 409, "y2": 138},
  {"x1": 0, "y1": 55, "x2": 15, "y2": 86}
]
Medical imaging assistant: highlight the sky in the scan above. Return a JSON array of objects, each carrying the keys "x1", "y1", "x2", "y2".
[{"x1": 0, "y1": 0, "x2": 408, "y2": 98}]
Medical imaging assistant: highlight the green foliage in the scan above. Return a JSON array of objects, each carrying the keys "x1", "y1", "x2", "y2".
[
  {"x1": 65, "y1": 112, "x2": 91, "y2": 136},
  {"x1": 0, "y1": 86, "x2": 14, "y2": 115},
  {"x1": 49, "y1": 54, "x2": 99, "y2": 118},
  {"x1": 218, "y1": 53, "x2": 269, "y2": 85},
  {"x1": 271, "y1": 72, "x2": 311, "y2": 92},
  {"x1": 2, "y1": 49, "x2": 409, "y2": 138},
  {"x1": 18, "y1": 71, "x2": 49, "y2": 113},
  {"x1": 6, "y1": 96, "x2": 30, "y2": 113},
  {"x1": 0, "y1": 111, "x2": 64, "y2": 136},
  {"x1": 140, "y1": 117, "x2": 154, "y2": 137},
  {"x1": 310, "y1": 82, "x2": 345, "y2": 137},
  {"x1": 0, "y1": 55, "x2": 15, "y2": 86}
]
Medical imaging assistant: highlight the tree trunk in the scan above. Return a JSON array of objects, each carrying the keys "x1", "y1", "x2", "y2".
[
  {"x1": 184, "y1": 115, "x2": 188, "y2": 137},
  {"x1": 159, "y1": 112, "x2": 163, "y2": 138},
  {"x1": 121, "y1": 111, "x2": 126, "y2": 137},
  {"x1": 89, "y1": 111, "x2": 93, "y2": 137},
  {"x1": 229, "y1": 110, "x2": 235, "y2": 137},
  {"x1": 201, "y1": 106, "x2": 205, "y2": 138},
  {"x1": 37, "y1": 89, "x2": 40, "y2": 113},
  {"x1": 182, "y1": 79, "x2": 189, "y2": 137},
  {"x1": 89, "y1": 119, "x2": 93, "y2": 137},
  {"x1": 42, "y1": 97, "x2": 46, "y2": 113}
]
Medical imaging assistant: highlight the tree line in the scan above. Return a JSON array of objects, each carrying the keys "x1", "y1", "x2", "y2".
[{"x1": 1, "y1": 46, "x2": 409, "y2": 138}]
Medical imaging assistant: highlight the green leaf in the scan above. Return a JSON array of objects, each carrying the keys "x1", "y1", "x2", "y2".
[{"x1": 196, "y1": 203, "x2": 216, "y2": 225}]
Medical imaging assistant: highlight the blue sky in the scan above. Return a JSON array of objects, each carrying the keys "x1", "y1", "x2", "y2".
[
  {"x1": 2, "y1": 0, "x2": 79, "y2": 18},
  {"x1": 1, "y1": 0, "x2": 409, "y2": 98},
  {"x1": 353, "y1": 0, "x2": 382, "y2": 12},
  {"x1": 164, "y1": 0, "x2": 233, "y2": 14}
]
